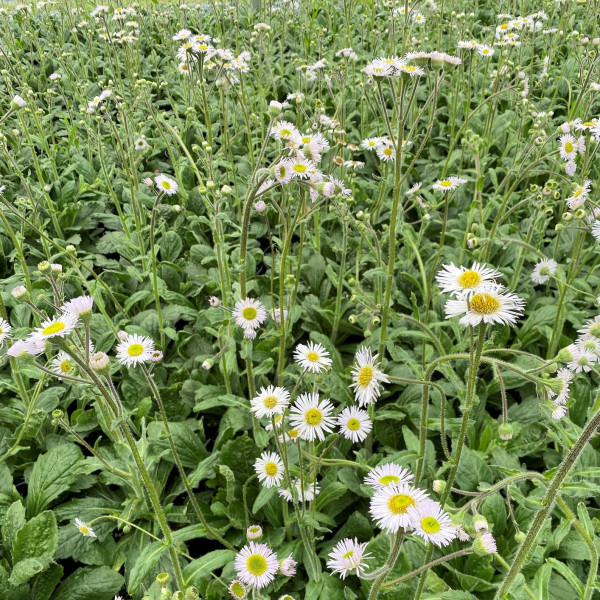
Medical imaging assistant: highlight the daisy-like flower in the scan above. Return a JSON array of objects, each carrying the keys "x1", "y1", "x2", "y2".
[
  {"x1": 364, "y1": 59, "x2": 394, "y2": 78},
  {"x1": 271, "y1": 120, "x2": 301, "y2": 144},
  {"x1": 0, "y1": 317, "x2": 12, "y2": 346},
  {"x1": 578, "y1": 315, "x2": 600, "y2": 339},
  {"x1": 349, "y1": 346, "x2": 389, "y2": 406},
  {"x1": 473, "y1": 532, "x2": 497, "y2": 555},
  {"x1": 232, "y1": 298, "x2": 267, "y2": 331},
  {"x1": 327, "y1": 538, "x2": 372, "y2": 579},
  {"x1": 273, "y1": 160, "x2": 294, "y2": 184},
  {"x1": 134, "y1": 137, "x2": 148, "y2": 151},
  {"x1": 250, "y1": 385, "x2": 290, "y2": 418},
  {"x1": 566, "y1": 180, "x2": 591, "y2": 209},
  {"x1": 361, "y1": 138, "x2": 380, "y2": 151},
  {"x1": 337, "y1": 406, "x2": 372, "y2": 443},
  {"x1": 397, "y1": 62, "x2": 425, "y2": 77},
  {"x1": 566, "y1": 345, "x2": 596, "y2": 373},
  {"x1": 289, "y1": 157, "x2": 316, "y2": 179},
  {"x1": 476, "y1": 44, "x2": 495, "y2": 57},
  {"x1": 74, "y1": 518, "x2": 96, "y2": 538},
  {"x1": 278, "y1": 478, "x2": 320, "y2": 502},
  {"x1": 7, "y1": 340, "x2": 33, "y2": 359},
  {"x1": 279, "y1": 555, "x2": 297, "y2": 576},
  {"x1": 31, "y1": 312, "x2": 79, "y2": 342},
  {"x1": 436, "y1": 263, "x2": 501, "y2": 298},
  {"x1": 254, "y1": 451, "x2": 284, "y2": 488},
  {"x1": 406, "y1": 182, "x2": 422, "y2": 196},
  {"x1": 376, "y1": 144, "x2": 396, "y2": 162},
  {"x1": 293, "y1": 341, "x2": 332, "y2": 373},
  {"x1": 531, "y1": 259, "x2": 558, "y2": 284},
  {"x1": 61, "y1": 295, "x2": 94, "y2": 318},
  {"x1": 247, "y1": 525, "x2": 263, "y2": 540},
  {"x1": 52, "y1": 351, "x2": 76, "y2": 376},
  {"x1": 173, "y1": 28, "x2": 191, "y2": 41},
  {"x1": 289, "y1": 392, "x2": 335, "y2": 441},
  {"x1": 559, "y1": 134, "x2": 578, "y2": 161},
  {"x1": 364, "y1": 463, "x2": 414, "y2": 488},
  {"x1": 433, "y1": 176, "x2": 467, "y2": 192},
  {"x1": 369, "y1": 483, "x2": 429, "y2": 533},
  {"x1": 444, "y1": 287, "x2": 525, "y2": 326},
  {"x1": 115, "y1": 333, "x2": 155, "y2": 367},
  {"x1": 234, "y1": 542, "x2": 279, "y2": 589},
  {"x1": 407, "y1": 499, "x2": 456, "y2": 547},
  {"x1": 155, "y1": 175, "x2": 178, "y2": 196}
]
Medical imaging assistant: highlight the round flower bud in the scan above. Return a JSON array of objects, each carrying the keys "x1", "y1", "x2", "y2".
[
  {"x1": 206, "y1": 180, "x2": 215, "y2": 189},
  {"x1": 209, "y1": 296, "x2": 220, "y2": 307},
  {"x1": 156, "y1": 573, "x2": 170, "y2": 586},
  {"x1": 498, "y1": 422, "x2": 513, "y2": 440},
  {"x1": 221, "y1": 185, "x2": 232, "y2": 195},
  {"x1": 38, "y1": 261, "x2": 51, "y2": 273},
  {"x1": 90, "y1": 352, "x2": 110, "y2": 372},
  {"x1": 514, "y1": 531, "x2": 526, "y2": 543},
  {"x1": 246, "y1": 524, "x2": 262, "y2": 540},
  {"x1": 473, "y1": 533, "x2": 497, "y2": 556},
  {"x1": 473, "y1": 514, "x2": 489, "y2": 533},
  {"x1": 117, "y1": 330, "x2": 129, "y2": 341},
  {"x1": 172, "y1": 592, "x2": 184, "y2": 600},
  {"x1": 11, "y1": 285, "x2": 29, "y2": 301},
  {"x1": 150, "y1": 350, "x2": 163, "y2": 363},
  {"x1": 268, "y1": 100, "x2": 283, "y2": 117},
  {"x1": 184, "y1": 587, "x2": 199, "y2": 599},
  {"x1": 432, "y1": 480, "x2": 446, "y2": 493},
  {"x1": 52, "y1": 409, "x2": 63, "y2": 419},
  {"x1": 202, "y1": 359, "x2": 213, "y2": 371},
  {"x1": 122, "y1": 525, "x2": 131, "y2": 533},
  {"x1": 254, "y1": 200, "x2": 267, "y2": 213},
  {"x1": 562, "y1": 212, "x2": 573, "y2": 222}
]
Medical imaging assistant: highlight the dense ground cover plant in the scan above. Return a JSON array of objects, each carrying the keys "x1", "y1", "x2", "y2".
[{"x1": 1, "y1": 0, "x2": 600, "y2": 599}]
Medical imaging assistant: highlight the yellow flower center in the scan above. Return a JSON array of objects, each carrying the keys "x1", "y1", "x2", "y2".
[
  {"x1": 162, "y1": 181, "x2": 171, "y2": 189},
  {"x1": 60, "y1": 360, "x2": 72, "y2": 373},
  {"x1": 306, "y1": 351, "x2": 319, "y2": 362},
  {"x1": 368, "y1": 141, "x2": 376, "y2": 146},
  {"x1": 573, "y1": 187, "x2": 584, "y2": 197},
  {"x1": 302, "y1": 136, "x2": 311, "y2": 143},
  {"x1": 457, "y1": 269, "x2": 482, "y2": 289},
  {"x1": 388, "y1": 493, "x2": 415, "y2": 514},
  {"x1": 242, "y1": 306, "x2": 257, "y2": 320},
  {"x1": 565, "y1": 142, "x2": 574, "y2": 153},
  {"x1": 198, "y1": 44, "x2": 209, "y2": 50},
  {"x1": 231, "y1": 582, "x2": 245, "y2": 597},
  {"x1": 265, "y1": 461, "x2": 278, "y2": 476},
  {"x1": 246, "y1": 554, "x2": 267, "y2": 575},
  {"x1": 342, "y1": 550, "x2": 354, "y2": 559},
  {"x1": 293, "y1": 164, "x2": 307, "y2": 173},
  {"x1": 470, "y1": 293, "x2": 500, "y2": 315},
  {"x1": 383, "y1": 147, "x2": 393, "y2": 155},
  {"x1": 421, "y1": 516, "x2": 441, "y2": 533},
  {"x1": 78, "y1": 525, "x2": 89, "y2": 535},
  {"x1": 288, "y1": 429, "x2": 299, "y2": 438},
  {"x1": 263, "y1": 396, "x2": 278, "y2": 409},
  {"x1": 42, "y1": 321, "x2": 66, "y2": 336},
  {"x1": 127, "y1": 343, "x2": 144, "y2": 356},
  {"x1": 440, "y1": 180, "x2": 452, "y2": 187},
  {"x1": 305, "y1": 408, "x2": 323, "y2": 426},
  {"x1": 0, "y1": 327, "x2": 3, "y2": 334},
  {"x1": 357, "y1": 365, "x2": 374, "y2": 387},
  {"x1": 347, "y1": 418, "x2": 361, "y2": 431},
  {"x1": 277, "y1": 165, "x2": 287, "y2": 177},
  {"x1": 584, "y1": 121, "x2": 594, "y2": 127},
  {"x1": 281, "y1": 128, "x2": 291, "y2": 136},
  {"x1": 379, "y1": 474, "x2": 400, "y2": 485}
]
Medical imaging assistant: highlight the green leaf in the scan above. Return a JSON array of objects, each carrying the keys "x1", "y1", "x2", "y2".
[
  {"x1": 183, "y1": 550, "x2": 236, "y2": 586},
  {"x1": 9, "y1": 556, "x2": 53, "y2": 585},
  {"x1": 13, "y1": 511, "x2": 58, "y2": 563},
  {"x1": 128, "y1": 541, "x2": 166, "y2": 593},
  {"x1": 546, "y1": 558, "x2": 584, "y2": 596},
  {"x1": 31, "y1": 562, "x2": 63, "y2": 600},
  {"x1": 27, "y1": 444, "x2": 82, "y2": 516},
  {"x1": 3, "y1": 500, "x2": 26, "y2": 551},
  {"x1": 49, "y1": 566, "x2": 124, "y2": 600}
]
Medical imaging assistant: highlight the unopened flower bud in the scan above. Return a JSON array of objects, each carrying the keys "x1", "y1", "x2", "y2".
[
  {"x1": 90, "y1": 352, "x2": 110, "y2": 372},
  {"x1": 473, "y1": 533, "x2": 497, "y2": 556},
  {"x1": 498, "y1": 422, "x2": 513, "y2": 440},
  {"x1": 156, "y1": 573, "x2": 170, "y2": 586},
  {"x1": 11, "y1": 285, "x2": 28, "y2": 301},
  {"x1": 432, "y1": 480, "x2": 446, "y2": 493},
  {"x1": 202, "y1": 359, "x2": 213, "y2": 371},
  {"x1": 473, "y1": 514, "x2": 489, "y2": 533}
]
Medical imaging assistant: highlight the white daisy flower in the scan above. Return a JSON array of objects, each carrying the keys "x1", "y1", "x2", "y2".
[
  {"x1": 232, "y1": 298, "x2": 267, "y2": 331},
  {"x1": 31, "y1": 312, "x2": 79, "y2": 342},
  {"x1": 293, "y1": 341, "x2": 332, "y2": 373},
  {"x1": 567, "y1": 345, "x2": 596, "y2": 373},
  {"x1": 349, "y1": 346, "x2": 389, "y2": 406},
  {"x1": 61, "y1": 295, "x2": 94, "y2": 318},
  {"x1": 134, "y1": 137, "x2": 148, "y2": 151},
  {"x1": 273, "y1": 160, "x2": 294, "y2": 184},
  {"x1": 396, "y1": 62, "x2": 425, "y2": 77},
  {"x1": 578, "y1": 315, "x2": 600, "y2": 339},
  {"x1": 361, "y1": 138, "x2": 380, "y2": 151},
  {"x1": 234, "y1": 542, "x2": 279, "y2": 589},
  {"x1": 155, "y1": 175, "x2": 178, "y2": 195},
  {"x1": 289, "y1": 392, "x2": 335, "y2": 441},
  {"x1": 7, "y1": 340, "x2": 34, "y2": 358},
  {"x1": 172, "y1": 28, "x2": 191, "y2": 40},
  {"x1": 289, "y1": 157, "x2": 317, "y2": 179},
  {"x1": 115, "y1": 333, "x2": 155, "y2": 367},
  {"x1": 228, "y1": 580, "x2": 247, "y2": 598},
  {"x1": 271, "y1": 120, "x2": 301, "y2": 144},
  {"x1": 364, "y1": 463, "x2": 414, "y2": 489},
  {"x1": 433, "y1": 176, "x2": 467, "y2": 192},
  {"x1": 406, "y1": 182, "x2": 422, "y2": 196},
  {"x1": 337, "y1": 406, "x2": 372, "y2": 443},
  {"x1": 559, "y1": 134, "x2": 578, "y2": 161},
  {"x1": 444, "y1": 287, "x2": 525, "y2": 326},
  {"x1": 369, "y1": 483, "x2": 429, "y2": 533},
  {"x1": 52, "y1": 351, "x2": 76, "y2": 376},
  {"x1": 0, "y1": 317, "x2": 12, "y2": 346},
  {"x1": 327, "y1": 538, "x2": 372, "y2": 579},
  {"x1": 74, "y1": 518, "x2": 96, "y2": 538},
  {"x1": 476, "y1": 44, "x2": 495, "y2": 56},
  {"x1": 254, "y1": 451, "x2": 284, "y2": 488},
  {"x1": 566, "y1": 180, "x2": 591, "y2": 210},
  {"x1": 279, "y1": 555, "x2": 297, "y2": 576},
  {"x1": 376, "y1": 144, "x2": 396, "y2": 162},
  {"x1": 436, "y1": 262, "x2": 501, "y2": 299},
  {"x1": 531, "y1": 259, "x2": 558, "y2": 284},
  {"x1": 250, "y1": 385, "x2": 290, "y2": 418},
  {"x1": 364, "y1": 59, "x2": 394, "y2": 78},
  {"x1": 407, "y1": 499, "x2": 456, "y2": 547},
  {"x1": 278, "y1": 478, "x2": 320, "y2": 502}
]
